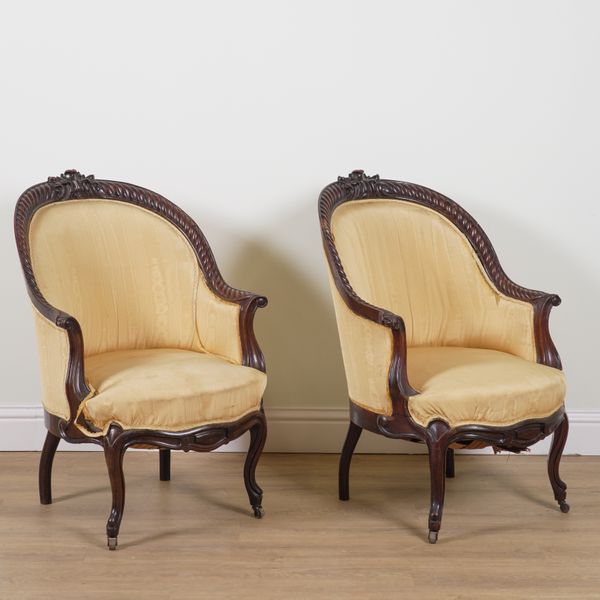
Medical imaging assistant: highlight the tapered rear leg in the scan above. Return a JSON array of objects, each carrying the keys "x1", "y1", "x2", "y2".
[
  {"x1": 339, "y1": 421, "x2": 362, "y2": 501},
  {"x1": 159, "y1": 448, "x2": 171, "y2": 481},
  {"x1": 39, "y1": 431, "x2": 60, "y2": 505},
  {"x1": 445, "y1": 448, "x2": 455, "y2": 478},
  {"x1": 244, "y1": 412, "x2": 267, "y2": 518},
  {"x1": 548, "y1": 414, "x2": 569, "y2": 513}
]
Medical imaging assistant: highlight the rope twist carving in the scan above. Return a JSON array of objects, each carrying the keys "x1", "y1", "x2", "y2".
[
  {"x1": 15, "y1": 170, "x2": 253, "y2": 304},
  {"x1": 320, "y1": 170, "x2": 549, "y2": 304}
]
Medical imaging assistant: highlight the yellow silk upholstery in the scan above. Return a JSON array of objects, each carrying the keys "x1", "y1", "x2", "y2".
[
  {"x1": 29, "y1": 199, "x2": 242, "y2": 363},
  {"x1": 28, "y1": 199, "x2": 264, "y2": 430},
  {"x1": 329, "y1": 276, "x2": 394, "y2": 415},
  {"x1": 327, "y1": 198, "x2": 565, "y2": 427},
  {"x1": 32, "y1": 307, "x2": 71, "y2": 420},
  {"x1": 331, "y1": 200, "x2": 536, "y2": 361},
  {"x1": 82, "y1": 349, "x2": 266, "y2": 434},
  {"x1": 407, "y1": 347, "x2": 565, "y2": 428}
]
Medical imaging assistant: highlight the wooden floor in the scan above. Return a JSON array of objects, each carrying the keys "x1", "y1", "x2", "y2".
[{"x1": 0, "y1": 452, "x2": 598, "y2": 599}]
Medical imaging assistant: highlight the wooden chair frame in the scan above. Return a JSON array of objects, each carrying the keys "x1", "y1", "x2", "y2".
[
  {"x1": 319, "y1": 170, "x2": 569, "y2": 543},
  {"x1": 15, "y1": 170, "x2": 268, "y2": 550}
]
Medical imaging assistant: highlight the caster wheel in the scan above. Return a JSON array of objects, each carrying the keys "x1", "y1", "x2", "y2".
[
  {"x1": 107, "y1": 537, "x2": 118, "y2": 551},
  {"x1": 252, "y1": 505, "x2": 265, "y2": 519},
  {"x1": 559, "y1": 500, "x2": 570, "y2": 514},
  {"x1": 428, "y1": 530, "x2": 438, "y2": 544}
]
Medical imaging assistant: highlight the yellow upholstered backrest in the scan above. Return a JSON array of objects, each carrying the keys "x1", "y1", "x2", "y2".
[
  {"x1": 330, "y1": 199, "x2": 536, "y2": 361},
  {"x1": 29, "y1": 199, "x2": 238, "y2": 359}
]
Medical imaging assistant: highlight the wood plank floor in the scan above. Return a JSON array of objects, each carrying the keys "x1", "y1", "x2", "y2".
[{"x1": 0, "y1": 452, "x2": 598, "y2": 599}]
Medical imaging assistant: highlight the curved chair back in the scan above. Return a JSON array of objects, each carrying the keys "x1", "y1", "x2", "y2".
[
  {"x1": 322, "y1": 173, "x2": 536, "y2": 359},
  {"x1": 16, "y1": 170, "x2": 240, "y2": 357},
  {"x1": 15, "y1": 170, "x2": 263, "y2": 420}
]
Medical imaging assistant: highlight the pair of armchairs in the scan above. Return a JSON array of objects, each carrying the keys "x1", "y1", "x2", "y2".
[{"x1": 15, "y1": 169, "x2": 568, "y2": 549}]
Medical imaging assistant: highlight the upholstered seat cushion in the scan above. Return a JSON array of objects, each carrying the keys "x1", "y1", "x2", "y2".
[
  {"x1": 82, "y1": 349, "x2": 266, "y2": 434},
  {"x1": 403, "y1": 347, "x2": 565, "y2": 428}
]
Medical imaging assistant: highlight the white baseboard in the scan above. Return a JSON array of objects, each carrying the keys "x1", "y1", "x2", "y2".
[{"x1": 0, "y1": 405, "x2": 597, "y2": 454}]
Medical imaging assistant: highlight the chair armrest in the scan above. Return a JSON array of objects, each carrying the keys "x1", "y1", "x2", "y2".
[
  {"x1": 507, "y1": 286, "x2": 562, "y2": 369},
  {"x1": 26, "y1": 285, "x2": 94, "y2": 428},
  {"x1": 197, "y1": 278, "x2": 268, "y2": 373},
  {"x1": 478, "y1": 254, "x2": 562, "y2": 368},
  {"x1": 324, "y1": 250, "x2": 417, "y2": 415}
]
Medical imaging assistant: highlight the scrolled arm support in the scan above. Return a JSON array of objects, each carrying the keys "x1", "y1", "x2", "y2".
[
  {"x1": 531, "y1": 293, "x2": 562, "y2": 369},
  {"x1": 237, "y1": 292, "x2": 268, "y2": 373}
]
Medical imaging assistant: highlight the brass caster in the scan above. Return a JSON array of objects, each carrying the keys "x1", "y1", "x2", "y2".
[
  {"x1": 428, "y1": 530, "x2": 438, "y2": 544},
  {"x1": 107, "y1": 536, "x2": 118, "y2": 551},
  {"x1": 252, "y1": 505, "x2": 265, "y2": 519},
  {"x1": 559, "y1": 500, "x2": 570, "y2": 514}
]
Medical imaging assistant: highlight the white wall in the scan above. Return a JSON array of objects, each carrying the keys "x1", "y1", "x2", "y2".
[{"x1": 1, "y1": 2, "x2": 598, "y2": 434}]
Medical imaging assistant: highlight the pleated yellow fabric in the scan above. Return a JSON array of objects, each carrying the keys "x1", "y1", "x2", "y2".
[
  {"x1": 406, "y1": 347, "x2": 565, "y2": 427},
  {"x1": 331, "y1": 200, "x2": 536, "y2": 361},
  {"x1": 82, "y1": 349, "x2": 266, "y2": 433},
  {"x1": 29, "y1": 199, "x2": 242, "y2": 364},
  {"x1": 32, "y1": 307, "x2": 71, "y2": 420}
]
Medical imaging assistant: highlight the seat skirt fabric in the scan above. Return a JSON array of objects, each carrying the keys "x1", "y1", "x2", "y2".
[{"x1": 82, "y1": 349, "x2": 266, "y2": 434}]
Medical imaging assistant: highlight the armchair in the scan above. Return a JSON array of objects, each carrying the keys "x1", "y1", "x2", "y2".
[
  {"x1": 320, "y1": 170, "x2": 568, "y2": 543},
  {"x1": 15, "y1": 170, "x2": 268, "y2": 550}
]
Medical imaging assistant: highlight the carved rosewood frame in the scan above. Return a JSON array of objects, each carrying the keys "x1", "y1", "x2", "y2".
[
  {"x1": 15, "y1": 170, "x2": 268, "y2": 550},
  {"x1": 320, "y1": 170, "x2": 569, "y2": 543}
]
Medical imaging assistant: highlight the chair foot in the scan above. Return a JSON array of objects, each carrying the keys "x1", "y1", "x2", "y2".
[
  {"x1": 559, "y1": 500, "x2": 570, "y2": 513},
  {"x1": 252, "y1": 505, "x2": 265, "y2": 519},
  {"x1": 107, "y1": 536, "x2": 118, "y2": 551},
  {"x1": 428, "y1": 530, "x2": 438, "y2": 544}
]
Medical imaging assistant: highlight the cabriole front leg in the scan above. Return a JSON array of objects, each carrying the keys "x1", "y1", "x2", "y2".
[
  {"x1": 426, "y1": 421, "x2": 450, "y2": 544},
  {"x1": 548, "y1": 414, "x2": 569, "y2": 513},
  {"x1": 243, "y1": 412, "x2": 267, "y2": 518},
  {"x1": 103, "y1": 429, "x2": 126, "y2": 550}
]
